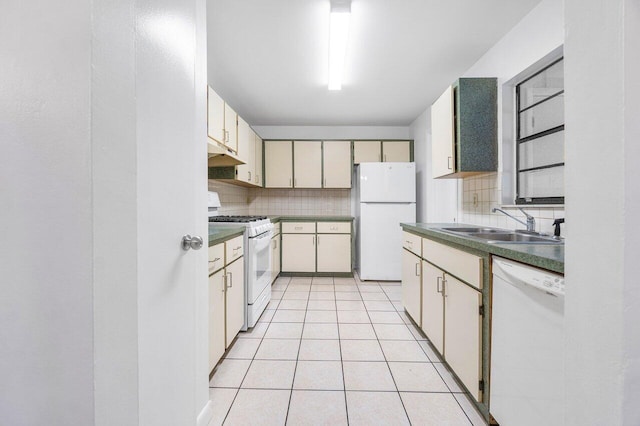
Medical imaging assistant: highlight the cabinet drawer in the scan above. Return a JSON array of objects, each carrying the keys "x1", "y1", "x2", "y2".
[
  {"x1": 317, "y1": 222, "x2": 351, "y2": 234},
  {"x1": 208, "y1": 243, "x2": 225, "y2": 275},
  {"x1": 272, "y1": 222, "x2": 281, "y2": 236},
  {"x1": 282, "y1": 222, "x2": 316, "y2": 234},
  {"x1": 422, "y1": 238, "x2": 482, "y2": 290},
  {"x1": 403, "y1": 231, "x2": 422, "y2": 256},
  {"x1": 225, "y1": 235, "x2": 244, "y2": 265}
]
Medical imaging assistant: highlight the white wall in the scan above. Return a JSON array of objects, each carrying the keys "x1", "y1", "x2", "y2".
[
  {"x1": 564, "y1": 0, "x2": 640, "y2": 424},
  {"x1": 0, "y1": 1, "x2": 95, "y2": 424},
  {"x1": 411, "y1": 0, "x2": 565, "y2": 231},
  {"x1": 253, "y1": 125, "x2": 411, "y2": 140}
]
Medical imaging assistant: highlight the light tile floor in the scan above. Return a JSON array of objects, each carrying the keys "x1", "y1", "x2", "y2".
[{"x1": 209, "y1": 274, "x2": 487, "y2": 426}]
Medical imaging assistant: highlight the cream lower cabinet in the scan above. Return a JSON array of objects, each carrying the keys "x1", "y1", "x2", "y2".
[
  {"x1": 208, "y1": 269, "x2": 226, "y2": 372},
  {"x1": 401, "y1": 249, "x2": 422, "y2": 327},
  {"x1": 443, "y1": 273, "x2": 482, "y2": 402},
  {"x1": 225, "y1": 256, "x2": 245, "y2": 347},
  {"x1": 281, "y1": 221, "x2": 352, "y2": 274},
  {"x1": 317, "y1": 234, "x2": 351, "y2": 273},
  {"x1": 281, "y1": 234, "x2": 316, "y2": 272},
  {"x1": 421, "y1": 260, "x2": 445, "y2": 355},
  {"x1": 209, "y1": 237, "x2": 245, "y2": 372}
]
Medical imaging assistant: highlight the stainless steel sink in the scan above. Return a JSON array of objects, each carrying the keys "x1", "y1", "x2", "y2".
[{"x1": 439, "y1": 226, "x2": 563, "y2": 244}]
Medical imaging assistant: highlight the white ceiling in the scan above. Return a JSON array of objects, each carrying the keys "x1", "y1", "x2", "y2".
[{"x1": 207, "y1": 0, "x2": 541, "y2": 126}]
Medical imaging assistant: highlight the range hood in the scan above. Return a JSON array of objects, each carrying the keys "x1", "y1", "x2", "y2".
[{"x1": 207, "y1": 137, "x2": 245, "y2": 167}]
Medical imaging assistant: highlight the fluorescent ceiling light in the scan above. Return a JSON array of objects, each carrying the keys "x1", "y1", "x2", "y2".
[{"x1": 328, "y1": 0, "x2": 351, "y2": 90}]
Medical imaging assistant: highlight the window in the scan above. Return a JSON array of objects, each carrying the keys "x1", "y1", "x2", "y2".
[{"x1": 515, "y1": 58, "x2": 564, "y2": 204}]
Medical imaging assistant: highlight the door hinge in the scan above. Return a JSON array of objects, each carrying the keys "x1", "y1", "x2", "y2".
[
  {"x1": 479, "y1": 379, "x2": 485, "y2": 392},
  {"x1": 479, "y1": 305, "x2": 484, "y2": 316}
]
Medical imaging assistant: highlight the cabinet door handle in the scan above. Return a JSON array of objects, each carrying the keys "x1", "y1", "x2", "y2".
[
  {"x1": 222, "y1": 274, "x2": 227, "y2": 292},
  {"x1": 226, "y1": 272, "x2": 233, "y2": 288},
  {"x1": 248, "y1": 171, "x2": 251, "y2": 181},
  {"x1": 209, "y1": 257, "x2": 221, "y2": 263},
  {"x1": 415, "y1": 263, "x2": 420, "y2": 277},
  {"x1": 443, "y1": 277, "x2": 447, "y2": 297},
  {"x1": 447, "y1": 156, "x2": 453, "y2": 170},
  {"x1": 295, "y1": 226, "x2": 303, "y2": 230},
  {"x1": 312, "y1": 236, "x2": 316, "y2": 245},
  {"x1": 436, "y1": 276, "x2": 443, "y2": 293}
]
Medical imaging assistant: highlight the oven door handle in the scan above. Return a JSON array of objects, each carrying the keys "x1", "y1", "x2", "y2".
[{"x1": 251, "y1": 230, "x2": 274, "y2": 251}]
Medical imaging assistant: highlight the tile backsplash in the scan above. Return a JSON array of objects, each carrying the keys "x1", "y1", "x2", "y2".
[
  {"x1": 208, "y1": 180, "x2": 351, "y2": 217},
  {"x1": 459, "y1": 172, "x2": 566, "y2": 236}
]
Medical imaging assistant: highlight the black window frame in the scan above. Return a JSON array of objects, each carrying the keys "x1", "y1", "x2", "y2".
[{"x1": 515, "y1": 57, "x2": 565, "y2": 205}]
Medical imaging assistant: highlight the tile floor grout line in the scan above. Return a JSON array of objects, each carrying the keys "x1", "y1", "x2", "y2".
[
  {"x1": 283, "y1": 276, "x2": 312, "y2": 425},
  {"x1": 333, "y1": 275, "x2": 350, "y2": 426},
  {"x1": 360, "y1": 278, "x2": 414, "y2": 426},
  {"x1": 220, "y1": 276, "x2": 291, "y2": 425}
]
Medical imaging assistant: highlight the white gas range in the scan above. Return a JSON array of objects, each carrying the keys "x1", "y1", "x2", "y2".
[{"x1": 208, "y1": 193, "x2": 273, "y2": 329}]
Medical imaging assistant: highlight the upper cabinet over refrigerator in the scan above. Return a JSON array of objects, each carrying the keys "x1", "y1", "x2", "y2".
[{"x1": 358, "y1": 162, "x2": 416, "y2": 203}]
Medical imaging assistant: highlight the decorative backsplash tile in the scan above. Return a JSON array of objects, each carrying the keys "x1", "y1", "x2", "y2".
[
  {"x1": 459, "y1": 172, "x2": 566, "y2": 237},
  {"x1": 207, "y1": 180, "x2": 351, "y2": 217}
]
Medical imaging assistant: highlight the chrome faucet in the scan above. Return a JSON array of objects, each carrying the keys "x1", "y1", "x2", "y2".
[{"x1": 492, "y1": 207, "x2": 536, "y2": 232}]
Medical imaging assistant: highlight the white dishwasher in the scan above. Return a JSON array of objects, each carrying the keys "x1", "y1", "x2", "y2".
[{"x1": 490, "y1": 257, "x2": 565, "y2": 426}]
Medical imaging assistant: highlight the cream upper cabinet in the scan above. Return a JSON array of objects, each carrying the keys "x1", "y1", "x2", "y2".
[
  {"x1": 421, "y1": 260, "x2": 445, "y2": 355},
  {"x1": 224, "y1": 256, "x2": 244, "y2": 348},
  {"x1": 431, "y1": 86, "x2": 455, "y2": 178},
  {"x1": 401, "y1": 249, "x2": 422, "y2": 327},
  {"x1": 322, "y1": 140, "x2": 351, "y2": 188},
  {"x1": 208, "y1": 269, "x2": 225, "y2": 372},
  {"x1": 254, "y1": 133, "x2": 263, "y2": 187},
  {"x1": 382, "y1": 141, "x2": 411, "y2": 162},
  {"x1": 281, "y1": 234, "x2": 316, "y2": 273},
  {"x1": 353, "y1": 141, "x2": 381, "y2": 163},
  {"x1": 265, "y1": 140, "x2": 293, "y2": 188},
  {"x1": 444, "y1": 274, "x2": 482, "y2": 401},
  {"x1": 431, "y1": 78, "x2": 498, "y2": 178},
  {"x1": 223, "y1": 103, "x2": 238, "y2": 152},
  {"x1": 293, "y1": 141, "x2": 322, "y2": 188},
  {"x1": 207, "y1": 87, "x2": 225, "y2": 144},
  {"x1": 236, "y1": 117, "x2": 254, "y2": 183},
  {"x1": 317, "y1": 234, "x2": 351, "y2": 273}
]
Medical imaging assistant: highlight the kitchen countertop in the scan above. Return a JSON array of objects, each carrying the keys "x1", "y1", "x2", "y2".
[
  {"x1": 208, "y1": 224, "x2": 245, "y2": 246},
  {"x1": 269, "y1": 215, "x2": 354, "y2": 223},
  {"x1": 401, "y1": 223, "x2": 564, "y2": 274}
]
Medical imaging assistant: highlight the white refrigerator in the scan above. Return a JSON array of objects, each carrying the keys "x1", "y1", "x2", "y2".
[{"x1": 356, "y1": 162, "x2": 416, "y2": 281}]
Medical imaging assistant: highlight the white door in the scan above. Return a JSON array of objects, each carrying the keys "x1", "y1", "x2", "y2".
[
  {"x1": 358, "y1": 202, "x2": 415, "y2": 281},
  {"x1": 323, "y1": 140, "x2": 352, "y2": 188},
  {"x1": 136, "y1": 0, "x2": 209, "y2": 422}
]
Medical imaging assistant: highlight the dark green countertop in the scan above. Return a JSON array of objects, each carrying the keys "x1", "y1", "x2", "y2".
[
  {"x1": 208, "y1": 224, "x2": 245, "y2": 246},
  {"x1": 269, "y1": 216, "x2": 354, "y2": 223},
  {"x1": 401, "y1": 223, "x2": 564, "y2": 274}
]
